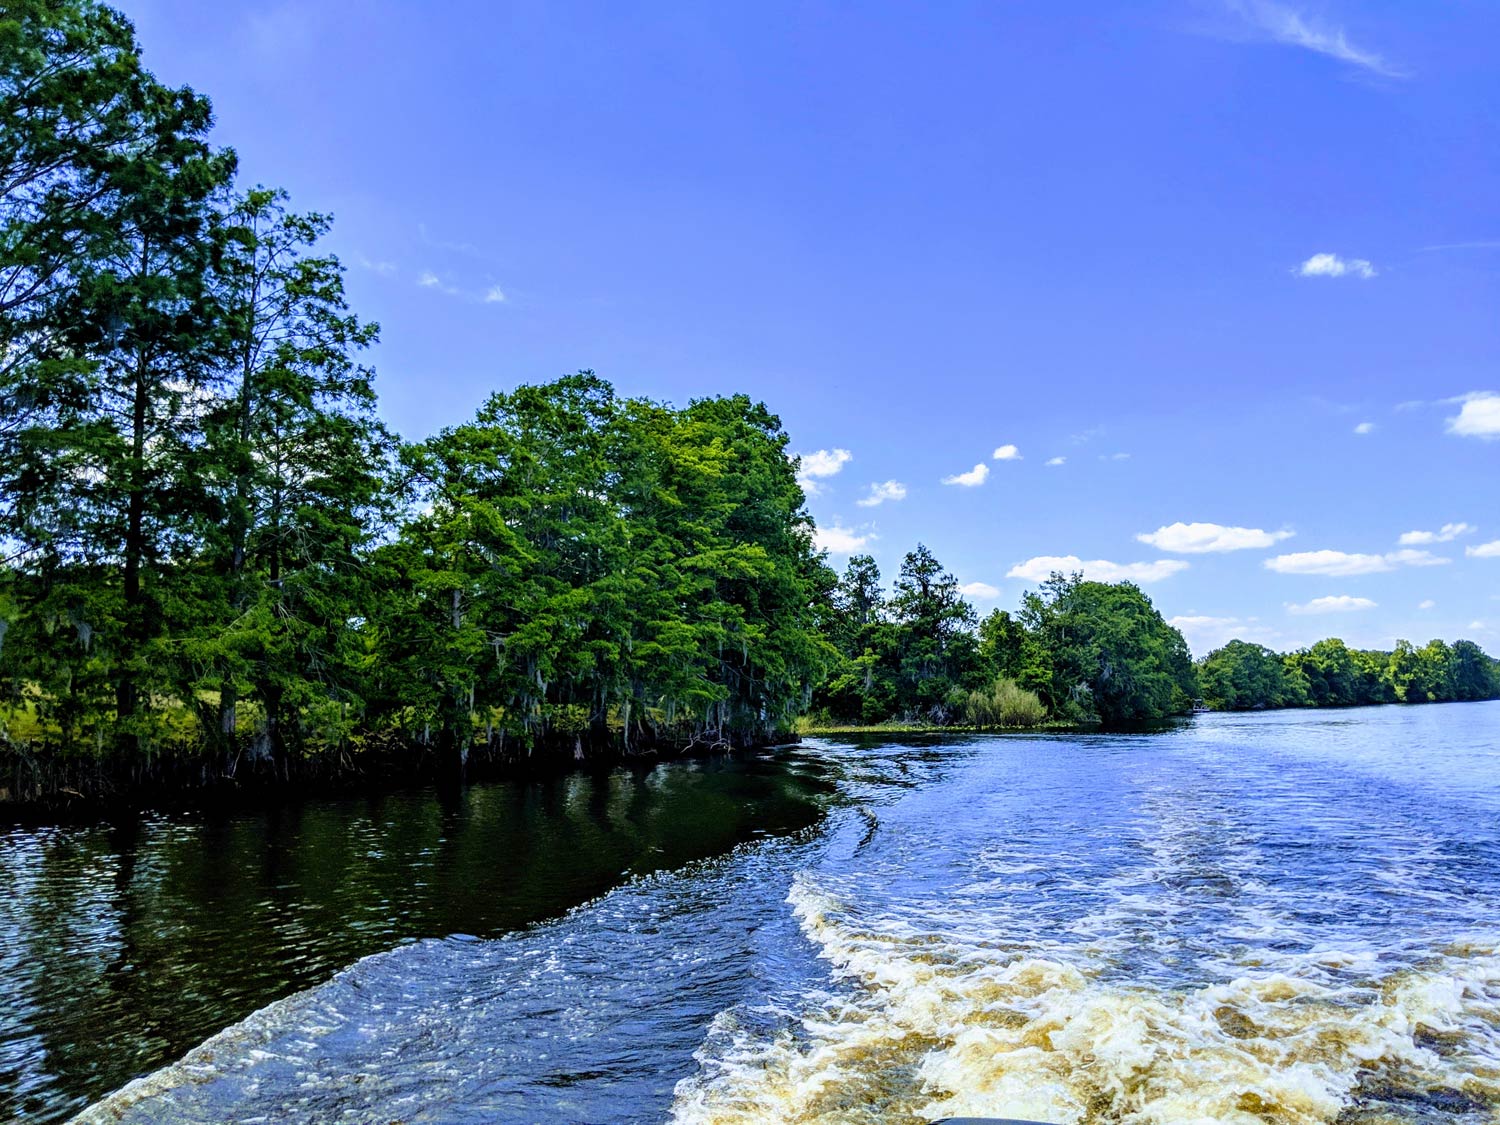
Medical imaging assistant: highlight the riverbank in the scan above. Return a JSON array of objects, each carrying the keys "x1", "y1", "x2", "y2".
[
  {"x1": 0, "y1": 727, "x2": 802, "y2": 822},
  {"x1": 795, "y1": 717, "x2": 1082, "y2": 737}
]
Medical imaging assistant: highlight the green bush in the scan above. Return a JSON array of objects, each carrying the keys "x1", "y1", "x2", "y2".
[{"x1": 959, "y1": 677, "x2": 1047, "y2": 728}]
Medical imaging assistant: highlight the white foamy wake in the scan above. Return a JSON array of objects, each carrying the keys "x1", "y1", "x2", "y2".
[{"x1": 671, "y1": 878, "x2": 1500, "y2": 1125}]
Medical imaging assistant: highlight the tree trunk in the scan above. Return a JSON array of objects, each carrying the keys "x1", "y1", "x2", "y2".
[{"x1": 116, "y1": 352, "x2": 149, "y2": 758}]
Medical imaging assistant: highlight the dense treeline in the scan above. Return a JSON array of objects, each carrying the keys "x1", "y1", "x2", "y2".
[
  {"x1": 1198, "y1": 637, "x2": 1500, "y2": 712},
  {"x1": 0, "y1": 0, "x2": 831, "y2": 800},
  {"x1": 4, "y1": 2, "x2": 1498, "y2": 807},
  {"x1": 813, "y1": 551, "x2": 1198, "y2": 728},
  {"x1": 813, "y1": 546, "x2": 1500, "y2": 727}
]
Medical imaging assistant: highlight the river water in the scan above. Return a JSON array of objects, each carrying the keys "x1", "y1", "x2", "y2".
[{"x1": 2, "y1": 704, "x2": 1497, "y2": 1124}]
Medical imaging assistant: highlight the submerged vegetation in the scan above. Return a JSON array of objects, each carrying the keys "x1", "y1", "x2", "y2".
[{"x1": 1, "y1": 1, "x2": 1498, "y2": 807}]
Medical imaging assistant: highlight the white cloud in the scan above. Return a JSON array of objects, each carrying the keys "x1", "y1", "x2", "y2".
[
  {"x1": 992, "y1": 444, "x2": 1022, "y2": 461},
  {"x1": 1104, "y1": 452, "x2": 1131, "y2": 461},
  {"x1": 1468, "y1": 540, "x2": 1500, "y2": 559},
  {"x1": 417, "y1": 270, "x2": 466, "y2": 297},
  {"x1": 1137, "y1": 522, "x2": 1293, "y2": 554},
  {"x1": 1265, "y1": 548, "x2": 1448, "y2": 576},
  {"x1": 942, "y1": 463, "x2": 990, "y2": 487},
  {"x1": 356, "y1": 256, "x2": 397, "y2": 277},
  {"x1": 1223, "y1": 1, "x2": 1406, "y2": 78},
  {"x1": 1398, "y1": 522, "x2": 1474, "y2": 545},
  {"x1": 958, "y1": 581, "x2": 1001, "y2": 600},
  {"x1": 1006, "y1": 555, "x2": 1189, "y2": 584},
  {"x1": 855, "y1": 480, "x2": 907, "y2": 507},
  {"x1": 1447, "y1": 392, "x2": 1500, "y2": 439},
  {"x1": 798, "y1": 448, "x2": 852, "y2": 478},
  {"x1": 1418, "y1": 599, "x2": 1436, "y2": 610},
  {"x1": 814, "y1": 523, "x2": 868, "y2": 554},
  {"x1": 795, "y1": 448, "x2": 852, "y2": 495},
  {"x1": 415, "y1": 269, "x2": 508, "y2": 304},
  {"x1": 1387, "y1": 549, "x2": 1450, "y2": 568},
  {"x1": 1287, "y1": 595, "x2": 1378, "y2": 615},
  {"x1": 1297, "y1": 253, "x2": 1377, "y2": 279},
  {"x1": 1045, "y1": 456, "x2": 1066, "y2": 467},
  {"x1": 1353, "y1": 421, "x2": 1375, "y2": 435}
]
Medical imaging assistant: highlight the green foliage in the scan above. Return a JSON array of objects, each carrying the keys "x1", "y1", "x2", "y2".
[
  {"x1": 358, "y1": 374, "x2": 833, "y2": 762},
  {"x1": 813, "y1": 560, "x2": 1196, "y2": 729},
  {"x1": 1018, "y1": 573, "x2": 1197, "y2": 725},
  {"x1": 955, "y1": 676, "x2": 1047, "y2": 728},
  {"x1": 1200, "y1": 640, "x2": 1306, "y2": 710},
  {"x1": 1198, "y1": 635, "x2": 1500, "y2": 712},
  {"x1": 0, "y1": 2, "x2": 835, "y2": 796}
]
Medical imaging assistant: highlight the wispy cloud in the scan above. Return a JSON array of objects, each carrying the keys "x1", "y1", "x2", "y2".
[
  {"x1": 1006, "y1": 555, "x2": 1189, "y2": 584},
  {"x1": 1420, "y1": 240, "x2": 1500, "y2": 252},
  {"x1": 1446, "y1": 392, "x2": 1500, "y2": 439},
  {"x1": 1418, "y1": 599, "x2": 1436, "y2": 610},
  {"x1": 413, "y1": 267, "x2": 511, "y2": 306},
  {"x1": 942, "y1": 463, "x2": 990, "y2": 487},
  {"x1": 1045, "y1": 456, "x2": 1066, "y2": 467},
  {"x1": 958, "y1": 581, "x2": 1001, "y2": 600},
  {"x1": 1298, "y1": 252, "x2": 1377, "y2": 279},
  {"x1": 1287, "y1": 594, "x2": 1378, "y2": 615},
  {"x1": 1398, "y1": 523, "x2": 1474, "y2": 546},
  {"x1": 1137, "y1": 522, "x2": 1292, "y2": 553},
  {"x1": 814, "y1": 523, "x2": 869, "y2": 554},
  {"x1": 1169, "y1": 614, "x2": 1275, "y2": 653},
  {"x1": 794, "y1": 448, "x2": 852, "y2": 495},
  {"x1": 992, "y1": 444, "x2": 1022, "y2": 461},
  {"x1": 1353, "y1": 421, "x2": 1375, "y2": 435},
  {"x1": 417, "y1": 270, "x2": 460, "y2": 296},
  {"x1": 856, "y1": 480, "x2": 907, "y2": 507},
  {"x1": 1265, "y1": 548, "x2": 1448, "y2": 576},
  {"x1": 1221, "y1": 1, "x2": 1407, "y2": 78},
  {"x1": 356, "y1": 256, "x2": 397, "y2": 277}
]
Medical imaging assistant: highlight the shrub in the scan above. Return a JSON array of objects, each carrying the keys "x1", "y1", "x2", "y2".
[{"x1": 959, "y1": 677, "x2": 1047, "y2": 728}]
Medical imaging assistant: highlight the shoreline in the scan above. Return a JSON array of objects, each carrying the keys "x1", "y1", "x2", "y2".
[{"x1": 0, "y1": 732, "x2": 802, "y2": 825}]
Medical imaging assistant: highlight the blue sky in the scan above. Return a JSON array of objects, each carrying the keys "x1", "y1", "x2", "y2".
[{"x1": 128, "y1": 0, "x2": 1500, "y2": 655}]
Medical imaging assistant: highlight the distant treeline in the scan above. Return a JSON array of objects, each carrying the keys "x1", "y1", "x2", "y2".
[
  {"x1": 814, "y1": 553, "x2": 1197, "y2": 728},
  {"x1": 0, "y1": 2, "x2": 829, "y2": 800},
  {"x1": 1197, "y1": 637, "x2": 1500, "y2": 712},
  {"x1": 813, "y1": 549, "x2": 1500, "y2": 728}
]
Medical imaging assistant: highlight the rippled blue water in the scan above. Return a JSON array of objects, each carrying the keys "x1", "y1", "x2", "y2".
[{"x1": 22, "y1": 703, "x2": 1500, "y2": 1123}]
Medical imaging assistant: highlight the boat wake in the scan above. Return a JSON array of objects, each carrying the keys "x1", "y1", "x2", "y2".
[{"x1": 672, "y1": 876, "x2": 1500, "y2": 1125}]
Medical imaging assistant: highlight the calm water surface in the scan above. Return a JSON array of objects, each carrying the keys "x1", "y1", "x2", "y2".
[{"x1": 3, "y1": 703, "x2": 1498, "y2": 1124}]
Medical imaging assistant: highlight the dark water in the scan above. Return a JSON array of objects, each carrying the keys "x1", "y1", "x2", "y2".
[
  {"x1": 4, "y1": 704, "x2": 1499, "y2": 1125},
  {"x1": 0, "y1": 756, "x2": 833, "y2": 1123}
]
